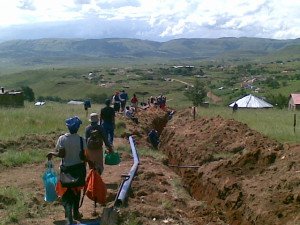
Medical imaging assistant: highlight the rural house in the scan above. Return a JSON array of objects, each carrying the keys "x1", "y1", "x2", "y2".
[
  {"x1": 0, "y1": 87, "x2": 24, "y2": 107},
  {"x1": 288, "y1": 93, "x2": 300, "y2": 110}
]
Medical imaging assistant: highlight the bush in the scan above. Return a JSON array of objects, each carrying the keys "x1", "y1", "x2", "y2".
[
  {"x1": 37, "y1": 96, "x2": 64, "y2": 102},
  {"x1": 21, "y1": 86, "x2": 35, "y2": 102},
  {"x1": 184, "y1": 80, "x2": 206, "y2": 106},
  {"x1": 86, "y1": 93, "x2": 108, "y2": 104},
  {"x1": 264, "y1": 77, "x2": 280, "y2": 89},
  {"x1": 266, "y1": 93, "x2": 289, "y2": 109}
]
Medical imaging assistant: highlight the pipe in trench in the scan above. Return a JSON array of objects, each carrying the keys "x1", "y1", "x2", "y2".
[{"x1": 115, "y1": 136, "x2": 140, "y2": 206}]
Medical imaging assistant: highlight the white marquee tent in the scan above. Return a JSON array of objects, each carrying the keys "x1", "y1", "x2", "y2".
[{"x1": 229, "y1": 94, "x2": 273, "y2": 108}]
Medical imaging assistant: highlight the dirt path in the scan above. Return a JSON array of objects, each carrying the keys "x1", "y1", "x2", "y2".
[
  {"x1": 0, "y1": 138, "x2": 132, "y2": 225},
  {"x1": 171, "y1": 78, "x2": 193, "y2": 87}
]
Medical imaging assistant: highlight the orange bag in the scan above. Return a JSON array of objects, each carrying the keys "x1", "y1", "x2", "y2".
[
  {"x1": 56, "y1": 181, "x2": 83, "y2": 198},
  {"x1": 84, "y1": 169, "x2": 107, "y2": 205}
]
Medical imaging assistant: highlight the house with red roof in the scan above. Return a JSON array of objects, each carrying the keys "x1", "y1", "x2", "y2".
[{"x1": 289, "y1": 93, "x2": 300, "y2": 110}]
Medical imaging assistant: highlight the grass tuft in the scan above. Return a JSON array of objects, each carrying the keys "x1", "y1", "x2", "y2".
[
  {"x1": 0, "y1": 187, "x2": 28, "y2": 224},
  {"x1": 0, "y1": 148, "x2": 48, "y2": 167}
]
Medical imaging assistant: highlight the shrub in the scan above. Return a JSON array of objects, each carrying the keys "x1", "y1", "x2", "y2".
[
  {"x1": 184, "y1": 79, "x2": 206, "y2": 106},
  {"x1": 86, "y1": 93, "x2": 108, "y2": 104},
  {"x1": 266, "y1": 93, "x2": 289, "y2": 109},
  {"x1": 21, "y1": 86, "x2": 35, "y2": 102}
]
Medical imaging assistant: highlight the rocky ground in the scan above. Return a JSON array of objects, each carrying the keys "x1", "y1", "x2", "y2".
[{"x1": 0, "y1": 107, "x2": 299, "y2": 225}]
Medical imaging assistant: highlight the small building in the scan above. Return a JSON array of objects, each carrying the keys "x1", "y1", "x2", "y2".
[
  {"x1": 289, "y1": 93, "x2": 300, "y2": 110},
  {"x1": 0, "y1": 87, "x2": 24, "y2": 107}
]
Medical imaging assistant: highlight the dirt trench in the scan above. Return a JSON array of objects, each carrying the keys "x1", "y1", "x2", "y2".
[
  {"x1": 158, "y1": 109, "x2": 300, "y2": 225},
  {"x1": 1, "y1": 107, "x2": 299, "y2": 225}
]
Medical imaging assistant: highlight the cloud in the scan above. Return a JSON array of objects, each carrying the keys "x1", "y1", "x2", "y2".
[
  {"x1": 0, "y1": 0, "x2": 299, "y2": 40},
  {"x1": 151, "y1": 0, "x2": 300, "y2": 39},
  {"x1": 74, "y1": 0, "x2": 91, "y2": 4},
  {"x1": 96, "y1": 0, "x2": 140, "y2": 9},
  {"x1": 17, "y1": 0, "x2": 35, "y2": 10}
]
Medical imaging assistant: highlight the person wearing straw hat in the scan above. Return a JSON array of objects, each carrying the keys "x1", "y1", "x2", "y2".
[{"x1": 85, "y1": 113, "x2": 113, "y2": 175}]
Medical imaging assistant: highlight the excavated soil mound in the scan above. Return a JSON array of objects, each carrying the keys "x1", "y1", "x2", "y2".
[
  {"x1": 0, "y1": 133, "x2": 57, "y2": 153},
  {"x1": 159, "y1": 109, "x2": 300, "y2": 225}
]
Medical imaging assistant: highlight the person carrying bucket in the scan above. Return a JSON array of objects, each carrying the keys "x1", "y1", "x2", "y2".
[{"x1": 85, "y1": 112, "x2": 113, "y2": 175}]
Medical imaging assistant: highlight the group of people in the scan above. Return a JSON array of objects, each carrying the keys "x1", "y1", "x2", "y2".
[
  {"x1": 112, "y1": 91, "x2": 168, "y2": 113},
  {"x1": 112, "y1": 90, "x2": 139, "y2": 113},
  {"x1": 46, "y1": 91, "x2": 170, "y2": 224},
  {"x1": 47, "y1": 98, "x2": 116, "y2": 225},
  {"x1": 148, "y1": 95, "x2": 167, "y2": 110}
]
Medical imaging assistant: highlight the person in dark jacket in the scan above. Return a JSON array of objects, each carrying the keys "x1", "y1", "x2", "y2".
[
  {"x1": 100, "y1": 99, "x2": 116, "y2": 145},
  {"x1": 119, "y1": 90, "x2": 128, "y2": 112},
  {"x1": 233, "y1": 102, "x2": 238, "y2": 113},
  {"x1": 148, "y1": 129, "x2": 159, "y2": 149}
]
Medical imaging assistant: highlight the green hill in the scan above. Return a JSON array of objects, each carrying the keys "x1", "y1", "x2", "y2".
[{"x1": 0, "y1": 37, "x2": 299, "y2": 73}]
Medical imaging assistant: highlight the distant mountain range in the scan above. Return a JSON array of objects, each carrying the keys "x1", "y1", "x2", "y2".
[{"x1": 0, "y1": 37, "x2": 299, "y2": 72}]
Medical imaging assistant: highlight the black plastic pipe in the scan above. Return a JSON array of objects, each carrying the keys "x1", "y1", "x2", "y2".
[{"x1": 115, "y1": 136, "x2": 140, "y2": 206}]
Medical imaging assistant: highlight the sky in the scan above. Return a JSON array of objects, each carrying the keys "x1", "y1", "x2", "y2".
[{"x1": 0, "y1": 0, "x2": 299, "y2": 41}]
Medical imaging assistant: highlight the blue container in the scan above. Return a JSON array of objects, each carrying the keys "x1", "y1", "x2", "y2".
[{"x1": 42, "y1": 161, "x2": 58, "y2": 202}]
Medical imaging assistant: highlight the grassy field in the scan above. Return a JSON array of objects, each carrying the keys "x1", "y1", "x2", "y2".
[
  {"x1": 198, "y1": 106, "x2": 300, "y2": 144},
  {"x1": 0, "y1": 59, "x2": 299, "y2": 144},
  {"x1": 1, "y1": 102, "x2": 299, "y2": 144},
  {"x1": 0, "y1": 102, "x2": 94, "y2": 140}
]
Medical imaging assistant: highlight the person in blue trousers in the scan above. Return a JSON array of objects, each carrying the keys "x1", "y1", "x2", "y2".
[{"x1": 100, "y1": 99, "x2": 116, "y2": 145}]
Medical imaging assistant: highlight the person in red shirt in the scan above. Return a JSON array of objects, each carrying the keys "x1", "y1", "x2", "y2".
[{"x1": 130, "y1": 93, "x2": 138, "y2": 111}]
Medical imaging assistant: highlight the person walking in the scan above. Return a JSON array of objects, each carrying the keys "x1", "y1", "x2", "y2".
[
  {"x1": 112, "y1": 91, "x2": 122, "y2": 112},
  {"x1": 233, "y1": 102, "x2": 238, "y2": 113},
  {"x1": 130, "y1": 93, "x2": 138, "y2": 111},
  {"x1": 47, "y1": 116, "x2": 86, "y2": 225},
  {"x1": 85, "y1": 113, "x2": 113, "y2": 175},
  {"x1": 100, "y1": 99, "x2": 116, "y2": 146},
  {"x1": 119, "y1": 90, "x2": 128, "y2": 112}
]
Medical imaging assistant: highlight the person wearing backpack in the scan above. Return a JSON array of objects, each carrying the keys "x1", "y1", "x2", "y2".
[
  {"x1": 46, "y1": 116, "x2": 86, "y2": 225},
  {"x1": 85, "y1": 113, "x2": 113, "y2": 175}
]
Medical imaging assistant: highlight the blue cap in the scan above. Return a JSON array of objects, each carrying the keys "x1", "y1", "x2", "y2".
[{"x1": 65, "y1": 116, "x2": 82, "y2": 133}]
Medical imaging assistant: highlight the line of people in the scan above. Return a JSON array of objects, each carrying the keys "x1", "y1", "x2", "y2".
[
  {"x1": 45, "y1": 91, "x2": 169, "y2": 224},
  {"x1": 46, "y1": 98, "x2": 117, "y2": 224}
]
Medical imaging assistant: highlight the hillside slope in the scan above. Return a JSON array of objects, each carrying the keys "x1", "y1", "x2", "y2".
[{"x1": 0, "y1": 37, "x2": 299, "y2": 65}]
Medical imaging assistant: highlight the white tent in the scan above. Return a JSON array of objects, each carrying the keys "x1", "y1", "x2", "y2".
[
  {"x1": 67, "y1": 100, "x2": 84, "y2": 105},
  {"x1": 229, "y1": 94, "x2": 273, "y2": 108}
]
